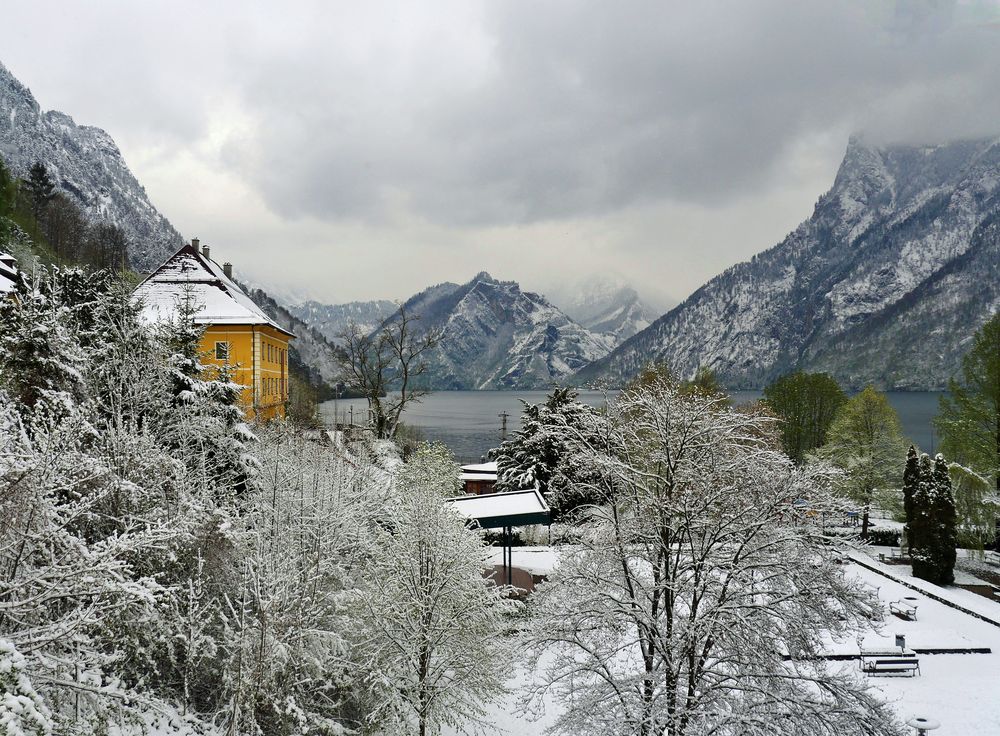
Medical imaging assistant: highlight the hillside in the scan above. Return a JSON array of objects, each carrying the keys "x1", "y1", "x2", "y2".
[
  {"x1": 288, "y1": 298, "x2": 397, "y2": 345},
  {"x1": 578, "y1": 136, "x2": 1000, "y2": 390},
  {"x1": 0, "y1": 61, "x2": 183, "y2": 270}
]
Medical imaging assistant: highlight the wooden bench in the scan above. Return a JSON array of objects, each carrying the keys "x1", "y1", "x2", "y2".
[
  {"x1": 985, "y1": 550, "x2": 1000, "y2": 566},
  {"x1": 889, "y1": 600, "x2": 918, "y2": 621},
  {"x1": 863, "y1": 658, "x2": 920, "y2": 677}
]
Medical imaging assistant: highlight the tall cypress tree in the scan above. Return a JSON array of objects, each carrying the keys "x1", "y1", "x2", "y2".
[
  {"x1": 902, "y1": 445, "x2": 920, "y2": 553},
  {"x1": 911, "y1": 452, "x2": 959, "y2": 585},
  {"x1": 910, "y1": 454, "x2": 936, "y2": 582},
  {"x1": 932, "y1": 453, "x2": 958, "y2": 585}
]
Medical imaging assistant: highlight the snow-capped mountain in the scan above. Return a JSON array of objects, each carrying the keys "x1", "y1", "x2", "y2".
[
  {"x1": 578, "y1": 136, "x2": 1000, "y2": 390},
  {"x1": 288, "y1": 299, "x2": 398, "y2": 345},
  {"x1": 551, "y1": 276, "x2": 658, "y2": 346},
  {"x1": 390, "y1": 272, "x2": 617, "y2": 389},
  {"x1": 0, "y1": 61, "x2": 182, "y2": 270}
]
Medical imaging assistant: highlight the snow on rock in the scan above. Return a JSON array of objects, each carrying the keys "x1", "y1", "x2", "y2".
[
  {"x1": 0, "y1": 61, "x2": 184, "y2": 271},
  {"x1": 579, "y1": 136, "x2": 1000, "y2": 390},
  {"x1": 381, "y1": 272, "x2": 617, "y2": 390},
  {"x1": 287, "y1": 299, "x2": 398, "y2": 346}
]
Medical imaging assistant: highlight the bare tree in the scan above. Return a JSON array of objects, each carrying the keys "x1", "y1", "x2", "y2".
[
  {"x1": 524, "y1": 375, "x2": 902, "y2": 736},
  {"x1": 337, "y1": 304, "x2": 442, "y2": 440}
]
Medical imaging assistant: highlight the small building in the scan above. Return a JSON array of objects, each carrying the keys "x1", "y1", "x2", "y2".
[
  {"x1": 133, "y1": 239, "x2": 294, "y2": 421},
  {"x1": 0, "y1": 252, "x2": 19, "y2": 295},
  {"x1": 460, "y1": 461, "x2": 498, "y2": 495}
]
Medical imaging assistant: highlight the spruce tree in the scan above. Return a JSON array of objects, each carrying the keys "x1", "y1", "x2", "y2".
[
  {"x1": 25, "y1": 161, "x2": 55, "y2": 222},
  {"x1": 902, "y1": 445, "x2": 920, "y2": 553}
]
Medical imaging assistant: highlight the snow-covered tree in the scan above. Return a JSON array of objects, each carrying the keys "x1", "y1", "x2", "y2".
[
  {"x1": 0, "y1": 268, "x2": 89, "y2": 425},
  {"x1": 361, "y1": 444, "x2": 512, "y2": 736},
  {"x1": 524, "y1": 376, "x2": 900, "y2": 736},
  {"x1": 911, "y1": 453, "x2": 958, "y2": 585},
  {"x1": 156, "y1": 286, "x2": 256, "y2": 499},
  {"x1": 494, "y1": 388, "x2": 604, "y2": 517},
  {"x1": 902, "y1": 445, "x2": 920, "y2": 553},
  {"x1": 0, "y1": 638, "x2": 51, "y2": 736},
  {"x1": 214, "y1": 422, "x2": 388, "y2": 736}
]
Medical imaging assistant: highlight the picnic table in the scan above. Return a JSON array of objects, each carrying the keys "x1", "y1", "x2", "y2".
[
  {"x1": 878, "y1": 547, "x2": 911, "y2": 564},
  {"x1": 859, "y1": 648, "x2": 920, "y2": 677},
  {"x1": 889, "y1": 600, "x2": 918, "y2": 620}
]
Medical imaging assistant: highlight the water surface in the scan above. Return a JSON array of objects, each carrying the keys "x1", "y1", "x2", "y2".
[{"x1": 320, "y1": 389, "x2": 942, "y2": 463}]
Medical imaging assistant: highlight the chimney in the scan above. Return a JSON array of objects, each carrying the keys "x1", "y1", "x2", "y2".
[
  {"x1": 202, "y1": 244, "x2": 210, "y2": 261},
  {"x1": 191, "y1": 237, "x2": 200, "y2": 251},
  {"x1": 223, "y1": 262, "x2": 233, "y2": 279}
]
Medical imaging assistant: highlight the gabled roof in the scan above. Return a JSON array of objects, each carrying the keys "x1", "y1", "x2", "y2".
[
  {"x1": 132, "y1": 243, "x2": 293, "y2": 336},
  {"x1": 0, "y1": 252, "x2": 19, "y2": 295}
]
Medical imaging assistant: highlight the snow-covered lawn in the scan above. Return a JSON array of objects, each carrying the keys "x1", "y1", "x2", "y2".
[{"x1": 460, "y1": 546, "x2": 1000, "y2": 735}]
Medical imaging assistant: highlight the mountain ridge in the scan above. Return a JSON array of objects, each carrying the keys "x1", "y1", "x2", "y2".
[
  {"x1": 577, "y1": 136, "x2": 1000, "y2": 390},
  {"x1": 0, "y1": 60, "x2": 183, "y2": 270}
]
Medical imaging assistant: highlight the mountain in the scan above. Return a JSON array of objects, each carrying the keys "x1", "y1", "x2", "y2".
[
  {"x1": 552, "y1": 276, "x2": 658, "y2": 346},
  {"x1": 578, "y1": 136, "x2": 1000, "y2": 390},
  {"x1": 388, "y1": 272, "x2": 616, "y2": 389},
  {"x1": 0, "y1": 61, "x2": 182, "y2": 270},
  {"x1": 241, "y1": 284, "x2": 343, "y2": 392},
  {"x1": 288, "y1": 299, "x2": 398, "y2": 345}
]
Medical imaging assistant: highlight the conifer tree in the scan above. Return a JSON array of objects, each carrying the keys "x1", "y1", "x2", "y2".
[
  {"x1": 932, "y1": 453, "x2": 958, "y2": 585},
  {"x1": 0, "y1": 268, "x2": 88, "y2": 424},
  {"x1": 902, "y1": 445, "x2": 920, "y2": 553},
  {"x1": 911, "y1": 453, "x2": 958, "y2": 585},
  {"x1": 25, "y1": 161, "x2": 55, "y2": 222},
  {"x1": 910, "y1": 454, "x2": 936, "y2": 582}
]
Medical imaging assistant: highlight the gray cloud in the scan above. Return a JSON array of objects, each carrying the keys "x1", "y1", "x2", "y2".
[
  {"x1": 2, "y1": 0, "x2": 999, "y2": 305},
  {"x1": 217, "y1": 0, "x2": 1000, "y2": 226}
]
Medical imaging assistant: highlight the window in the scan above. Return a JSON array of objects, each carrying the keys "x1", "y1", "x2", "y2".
[
  {"x1": 215, "y1": 341, "x2": 230, "y2": 361},
  {"x1": 268, "y1": 344, "x2": 273, "y2": 362}
]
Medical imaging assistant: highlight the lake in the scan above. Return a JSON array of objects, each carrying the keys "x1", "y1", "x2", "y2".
[{"x1": 319, "y1": 390, "x2": 944, "y2": 463}]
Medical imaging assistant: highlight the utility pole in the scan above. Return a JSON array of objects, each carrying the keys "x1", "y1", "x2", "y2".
[{"x1": 499, "y1": 411, "x2": 509, "y2": 442}]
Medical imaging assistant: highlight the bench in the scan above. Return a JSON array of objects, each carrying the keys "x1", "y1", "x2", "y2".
[
  {"x1": 889, "y1": 600, "x2": 918, "y2": 621},
  {"x1": 863, "y1": 658, "x2": 920, "y2": 677},
  {"x1": 985, "y1": 550, "x2": 1000, "y2": 566}
]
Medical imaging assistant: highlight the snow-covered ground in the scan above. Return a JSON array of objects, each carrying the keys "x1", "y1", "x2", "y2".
[{"x1": 462, "y1": 546, "x2": 1000, "y2": 735}]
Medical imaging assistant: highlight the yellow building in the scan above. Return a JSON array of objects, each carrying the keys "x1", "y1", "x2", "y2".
[{"x1": 133, "y1": 239, "x2": 294, "y2": 421}]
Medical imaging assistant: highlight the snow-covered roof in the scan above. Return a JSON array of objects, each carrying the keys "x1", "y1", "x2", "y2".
[
  {"x1": 461, "y1": 461, "x2": 498, "y2": 474},
  {"x1": 0, "y1": 252, "x2": 19, "y2": 295},
  {"x1": 132, "y1": 243, "x2": 292, "y2": 335},
  {"x1": 446, "y1": 489, "x2": 550, "y2": 529},
  {"x1": 460, "y1": 472, "x2": 498, "y2": 482}
]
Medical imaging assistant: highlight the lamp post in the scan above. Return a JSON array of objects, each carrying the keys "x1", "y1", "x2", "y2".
[{"x1": 905, "y1": 716, "x2": 940, "y2": 735}]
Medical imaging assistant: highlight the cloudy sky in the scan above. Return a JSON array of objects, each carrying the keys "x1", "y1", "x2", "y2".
[{"x1": 4, "y1": 0, "x2": 1000, "y2": 307}]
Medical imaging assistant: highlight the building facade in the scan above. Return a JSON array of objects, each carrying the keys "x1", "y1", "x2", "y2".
[{"x1": 133, "y1": 240, "x2": 294, "y2": 421}]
